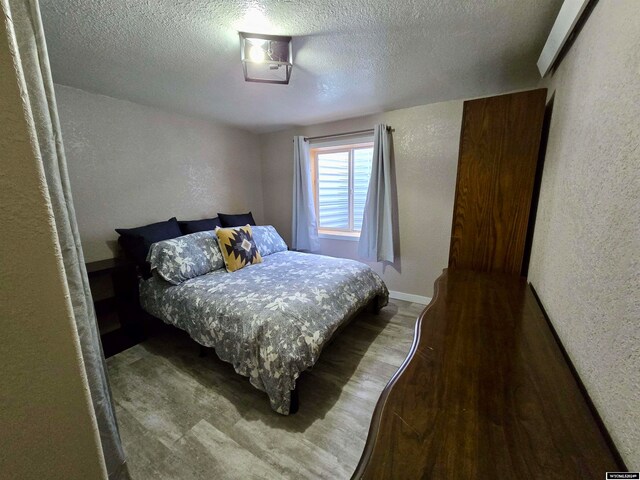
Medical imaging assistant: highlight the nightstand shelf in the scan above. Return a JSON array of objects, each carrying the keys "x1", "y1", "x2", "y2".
[{"x1": 86, "y1": 257, "x2": 140, "y2": 357}]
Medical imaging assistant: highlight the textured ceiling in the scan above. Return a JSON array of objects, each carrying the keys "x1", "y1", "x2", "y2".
[{"x1": 40, "y1": 0, "x2": 562, "y2": 133}]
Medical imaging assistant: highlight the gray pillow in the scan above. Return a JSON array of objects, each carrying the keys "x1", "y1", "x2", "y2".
[
  {"x1": 147, "y1": 231, "x2": 224, "y2": 285},
  {"x1": 251, "y1": 225, "x2": 288, "y2": 257}
]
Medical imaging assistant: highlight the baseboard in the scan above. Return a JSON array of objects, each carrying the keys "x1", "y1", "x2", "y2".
[{"x1": 388, "y1": 291, "x2": 431, "y2": 305}]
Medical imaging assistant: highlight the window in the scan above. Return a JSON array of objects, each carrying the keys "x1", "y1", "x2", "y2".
[{"x1": 311, "y1": 141, "x2": 373, "y2": 239}]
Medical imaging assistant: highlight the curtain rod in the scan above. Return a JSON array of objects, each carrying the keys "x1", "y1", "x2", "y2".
[{"x1": 303, "y1": 126, "x2": 393, "y2": 142}]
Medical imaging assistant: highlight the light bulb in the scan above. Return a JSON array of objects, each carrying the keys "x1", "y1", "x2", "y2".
[
  {"x1": 249, "y1": 44, "x2": 266, "y2": 63},
  {"x1": 248, "y1": 38, "x2": 266, "y2": 46}
]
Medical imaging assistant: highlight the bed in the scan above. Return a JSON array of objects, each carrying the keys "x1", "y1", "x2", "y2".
[{"x1": 138, "y1": 226, "x2": 388, "y2": 414}]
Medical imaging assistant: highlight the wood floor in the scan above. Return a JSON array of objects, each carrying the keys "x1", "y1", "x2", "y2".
[{"x1": 106, "y1": 299, "x2": 422, "y2": 480}]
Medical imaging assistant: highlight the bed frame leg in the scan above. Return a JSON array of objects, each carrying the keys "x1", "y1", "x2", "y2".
[
  {"x1": 289, "y1": 388, "x2": 299, "y2": 415},
  {"x1": 371, "y1": 296, "x2": 382, "y2": 315},
  {"x1": 199, "y1": 345, "x2": 207, "y2": 358}
]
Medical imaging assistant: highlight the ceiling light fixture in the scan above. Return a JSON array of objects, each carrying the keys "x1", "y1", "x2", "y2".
[{"x1": 239, "y1": 32, "x2": 292, "y2": 84}]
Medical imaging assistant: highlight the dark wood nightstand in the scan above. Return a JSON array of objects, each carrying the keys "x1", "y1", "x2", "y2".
[{"x1": 86, "y1": 258, "x2": 140, "y2": 358}]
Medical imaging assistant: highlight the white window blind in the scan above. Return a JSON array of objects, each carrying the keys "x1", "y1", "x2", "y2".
[
  {"x1": 353, "y1": 147, "x2": 373, "y2": 231},
  {"x1": 312, "y1": 142, "x2": 373, "y2": 236},
  {"x1": 317, "y1": 151, "x2": 350, "y2": 229}
]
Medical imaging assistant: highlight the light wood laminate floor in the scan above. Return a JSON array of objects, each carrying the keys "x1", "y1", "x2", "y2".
[{"x1": 106, "y1": 299, "x2": 422, "y2": 479}]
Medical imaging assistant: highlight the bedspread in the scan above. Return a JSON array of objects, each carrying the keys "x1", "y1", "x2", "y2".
[{"x1": 140, "y1": 250, "x2": 388, "y2": 414}]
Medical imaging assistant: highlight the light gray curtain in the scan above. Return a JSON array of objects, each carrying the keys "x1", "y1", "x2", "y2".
[
  {"x1": 292, "y1": 136, "x2": 320, "y2": 252},
  {"x1": 5, "y1": 1, "x2": 128, "y2": 478},
  {"x1": 358, "y1": 124, "x2": 395, "y2": 262}
]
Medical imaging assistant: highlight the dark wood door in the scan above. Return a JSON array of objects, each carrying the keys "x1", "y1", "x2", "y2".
[{"x1": 448, "y1": 89, "x2": 547, "y2": 274}]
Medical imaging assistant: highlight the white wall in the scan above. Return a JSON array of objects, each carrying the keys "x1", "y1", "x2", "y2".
[
  {"x1": 260, "y1": 101, "x2": 463, "y2": 298},
  {"x1": 55, "y1": 85, "x2": 264, "y2": 262},
  {"x1": 0, "y1": 17, "x2": 106, "y2": 480},
  {"x1": 529, "y1": 0, "x2": 640, "y2": 468}
]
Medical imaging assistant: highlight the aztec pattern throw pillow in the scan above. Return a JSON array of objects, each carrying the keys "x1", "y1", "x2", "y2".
[{"x1": 215, "y1": 225, "x2": 263, "y2": 272}]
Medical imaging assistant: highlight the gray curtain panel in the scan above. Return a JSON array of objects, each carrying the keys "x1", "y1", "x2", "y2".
[
  {"x1": 291, "y1": 136, "x2": 320, "y2": 252},
  {"x1": 5, "y1": 1, "x2": 128, "y2": 478},
  {"x1": 358, "y1": 124, "x2": 396, "y2": 262}
]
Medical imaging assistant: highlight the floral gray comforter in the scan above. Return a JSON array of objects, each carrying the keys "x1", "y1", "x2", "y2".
[{"x1": 140, "y1": 251, "x2": 388, "y2": 414}]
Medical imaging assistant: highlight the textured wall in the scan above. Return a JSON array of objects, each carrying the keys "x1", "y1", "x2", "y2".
[
  {"x1": 55, "y1": 85, "x2": 264, "y2": 262},
  {"x1": 0, "y1": 13, "x2": 106, "y2": 480},
  {"x1": 529, "y1": 0, "x2": 640, "y2": 468},
  {"x1": 260, "y1": 101, "x2": 463, "y2": 298}
]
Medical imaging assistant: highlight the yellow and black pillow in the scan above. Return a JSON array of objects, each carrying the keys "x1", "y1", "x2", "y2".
[{"x1": 215, "y1": 225, "x2": 263, "y2": 272}]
